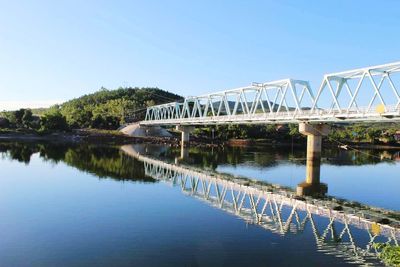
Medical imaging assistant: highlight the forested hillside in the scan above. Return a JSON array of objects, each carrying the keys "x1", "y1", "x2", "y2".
[{"x1": 59, "y1": 87, "x2": 182, "y2": 129}]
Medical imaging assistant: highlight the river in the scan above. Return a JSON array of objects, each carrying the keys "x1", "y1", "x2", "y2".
[{"x1": 0, "y1": 141, "x2": 399, "y2": 266}]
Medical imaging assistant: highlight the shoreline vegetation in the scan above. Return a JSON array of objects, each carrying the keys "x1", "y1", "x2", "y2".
[
  {"x1": 0, "y1": 87, "x2": 399, "y2": 149},
  {"x1": 0, "y1": 128, "x2": 400, "y2": 152}
]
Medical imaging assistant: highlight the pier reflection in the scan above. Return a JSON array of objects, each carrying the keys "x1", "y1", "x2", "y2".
[
  {"x1": 296, "y1": 153, "x2": 327, "y2": 197},
  {"x1": 122, "y1": 144, "x2": 400, "y2": 266}
]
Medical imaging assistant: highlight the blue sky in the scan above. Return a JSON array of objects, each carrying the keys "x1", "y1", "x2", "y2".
[{"x1": 0, "y1": 0, "x2": 399, "y2": 110}]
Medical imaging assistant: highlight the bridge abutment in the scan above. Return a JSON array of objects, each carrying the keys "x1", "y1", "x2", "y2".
[{"x1": 297, "y1": 123, "x2": 330, "y2": 196}]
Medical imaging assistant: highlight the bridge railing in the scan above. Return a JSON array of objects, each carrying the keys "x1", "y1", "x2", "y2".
[{"x1": 142, "y1": 62, "x2": 400, "y2": 125}]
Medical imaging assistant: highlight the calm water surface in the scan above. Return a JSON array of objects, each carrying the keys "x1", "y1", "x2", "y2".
[{"x1": 0, "y1": 141, "x2": 399, "y2": 267}]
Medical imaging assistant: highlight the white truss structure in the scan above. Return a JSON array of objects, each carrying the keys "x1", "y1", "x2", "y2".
[
  {"x1": 121, "y1": 145, "x2": 400, "y2": 266},
  {"x1": 141, "y1": 62, "x2": 400, "y2": 125}
]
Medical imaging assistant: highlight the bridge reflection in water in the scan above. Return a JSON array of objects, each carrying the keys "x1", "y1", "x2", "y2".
[{"x1": 121, "y1": 144, "x2": 399, "y2": 266}]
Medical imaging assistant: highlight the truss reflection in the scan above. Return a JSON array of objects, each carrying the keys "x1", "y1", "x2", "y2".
[{"x1": 122, "y1": 144, "x2": 399, "y2": 266}]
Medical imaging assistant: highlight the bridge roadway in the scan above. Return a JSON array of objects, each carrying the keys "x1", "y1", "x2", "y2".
[
  {"x1": 121, "y1": 144, "x2": 400, "y2": 266},
  {"x1": 141, "y1": 61, "x2": 400, "y2": 126}
]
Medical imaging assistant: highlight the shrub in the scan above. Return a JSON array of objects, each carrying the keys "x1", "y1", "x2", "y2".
[
  {"x1": 0, "y1": 117, "x2": 10, "y2": 128},
  {"x1": 40, "y1": 110, "x2": 69, "y2": 133},
  {"x1": 373, "y1": 243, "x2": 400, "y2": 266}
]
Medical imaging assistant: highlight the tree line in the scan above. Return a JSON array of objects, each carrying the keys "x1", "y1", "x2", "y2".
[
  {"x1": 192, "y1": 123, "x2": 399, "y2": 144},
  {"x1": 0, "y1": 87, "x2": 182, "y2": 132}
]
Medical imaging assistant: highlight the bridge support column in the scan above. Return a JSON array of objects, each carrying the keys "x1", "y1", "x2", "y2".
[
  {"x1": 297, "y1": 123, "x2": 330, "y2": 196},
  {"x1": 180, "y1": 147, "x2": 189, "y2": 160},
  {"x1": 176, "y1": 126, "x2": 195, "y2": 145},
  {"x1": 176, "y1": 126, "x2": 194, "y2": 159}
]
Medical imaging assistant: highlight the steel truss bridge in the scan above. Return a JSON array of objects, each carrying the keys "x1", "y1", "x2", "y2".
[
  {"x1": 142, "y1": 62, "x2": 400, "y2": 125},
  {"x1": 121, "y1": 145, "x2": 400, "y2": 266}
]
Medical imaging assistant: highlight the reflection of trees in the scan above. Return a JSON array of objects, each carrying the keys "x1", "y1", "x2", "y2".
[
  {"x1": 0, "y1": 142, "x2": 155, "y2": 182},
  {"x1": 0, "y1": 142, "x2": 37, "y2": 164},
  {"x1": 168, "y1": 146, "x2": 246, "y2": 170},
  {"x1": 165, "y1": 146, "x2": 284, "y2": 170},
  {"x1": 165, "y1": 145, "x2": 397, "y2": 170},
  {"x1": 1, "y1": 141, "x2": 396, "y2": 180},
  {"x1": 38, "y1": 143, "x2": 70, "y2": 163},
  {"x1": 322, "y1": 148, "x2": 396, "y2": 166}
]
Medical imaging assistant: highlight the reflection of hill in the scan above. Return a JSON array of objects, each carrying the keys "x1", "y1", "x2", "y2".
[
  {"x1": 63, "y1": 146, "x2": 153, "y2": 182},
  {"x1": 0, "y1": 141, "x2": 154, "y2": 183}
]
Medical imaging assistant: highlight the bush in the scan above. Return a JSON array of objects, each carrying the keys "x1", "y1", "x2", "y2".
[
  {"x1": 40, "y1": 110, "x2": 69, "y2": 133},
  {"x1": 0, "y1": 117, "x2": 10, "y2": 128},
  {"x1": 373, "y1": 243, "x2": 400, "y2": 267},
  {"x1": 91, "y1": 115, "x2": 120, "y2": 130}
]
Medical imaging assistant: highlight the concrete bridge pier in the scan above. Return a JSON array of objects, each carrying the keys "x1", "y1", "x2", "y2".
[
  {"x1": 176, "y1": 126, "x2": 194, "y2": 145},
  {"x1": 180, "y1": 146, "x2": 189, "y2": 160},
  {"x1": 297, "y1": 123, "x2": 331, "y2": 196},
  {"x1": 176, "y1": 126, "x2": 194, "y2": 159}
]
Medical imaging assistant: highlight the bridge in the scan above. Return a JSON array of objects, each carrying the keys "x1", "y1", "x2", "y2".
[
  {"x1": 142, "y1": 61, "x2": 400, "y2": 126},
  {"x1": 122, "y1": 61, "x2": 400, "y2": 192},
  {"x1": 137, "y1": 61, "x2": 400, "y2": 144},
  {"x1": 121, "y1": 144, "x2": 400, "y2": 266}
]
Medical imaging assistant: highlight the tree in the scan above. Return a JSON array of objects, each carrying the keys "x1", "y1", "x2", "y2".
[
  {"x1": 40, "y1": 109, "x2": 69, "y2": 132},
  {"x1": 14, "y1": 109, "x2": 25, "y2": 125},
  {"x1": 91, "y1": 114, "x2": 120, "y2": 129},
  {"x1": 0, "y1": 117, "x2": 10, "y2": 128},
  {"x1": 351, "y1": 125, "x2": 366, "y2": 142},
  {"x1": 366, "y1": 128, "x2": 381, "y2": 143},
  {"x1": 4, "y1": 108, "x2": 25, "y2": 126},
  {"x1": 288, "y1": 124, "x2": 300, "y2": 136},
  {"x1": 22, "y1": 109, "x2": 33, "y2": 128},
  {"x1": 145, "y1": 100, "x2": 156, "y2": 107}
]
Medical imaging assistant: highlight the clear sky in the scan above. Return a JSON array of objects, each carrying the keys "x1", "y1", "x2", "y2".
[{"x1": 1, "y1": 0, "x2": 399, "y2": 110}]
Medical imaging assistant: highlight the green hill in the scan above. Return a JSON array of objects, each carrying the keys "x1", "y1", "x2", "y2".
[{"x1": 59, "y1": 87, "x2": 182, "y2": 129}]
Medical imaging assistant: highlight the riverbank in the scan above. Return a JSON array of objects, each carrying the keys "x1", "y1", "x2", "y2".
[{"x1": 0, "y1": 129, "x2": 170, "y2": 145}]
